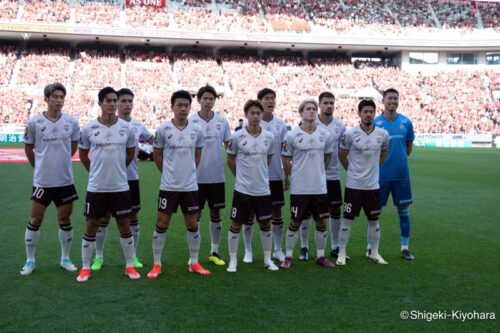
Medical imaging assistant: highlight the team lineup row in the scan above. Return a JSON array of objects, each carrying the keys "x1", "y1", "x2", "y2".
[{"x1": 20, "y1": 83, "x2": 416, "y2": 282}]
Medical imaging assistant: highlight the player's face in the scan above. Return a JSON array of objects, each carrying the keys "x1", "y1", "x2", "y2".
[
  {"x1": 300, "y1": 103, "x2": 318, "y2": 122},
  {"x1": 198, "y1": 92, "x2": 215, "y2": 113},
  {"x1": 245, "y1": 106, "x2": 263, "y2": 126},
  {"x1": 319, "y1": 97, "x2": 335, "y2": 116},
  {"x1": 45, "y1": 90, "x2": 65, "y2": 113},
  {"x1": 383, "y1": 92, "x2": 399, "y2": 112},
  {"x1": 99, "y1": 93, "x2": 118, "y2": 116},
  {"x1": 118, "y1": 94, "x2": 134, "y2": 116},
  {"x1": 359, "y1": 106, "x2": 375, "y2": 126},
  {"x1": 171, "y1": 98, "x2": 191, "y2": 120},
  {"x1": 260, "y1": 94, "x2": 276, "y2": 114}
]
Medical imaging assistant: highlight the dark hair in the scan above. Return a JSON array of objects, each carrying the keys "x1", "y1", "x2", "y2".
[
  {"x1": 358, "y1": 99, "x2": 376, "y2": 112},
  {"x1": 383, "y1": 88, "x2": 399, "y2": 98},
  {"x1": 117, "y1": 88, "x2": 134, "y2": 98},
  {"x1": 196, "y1": 85, "x2": 217, "y2": 100},
  {"x1": 44, "y1": 82, "x2": 66, "y2": 98},
  {"x1": 171, "y1": 90, "x2": 192, "y2": 106},
  {"x1": 238, "y1": 118, "x2": 243, "y2": 122},
  {"x1": 318, "y1": 91, "x2": 335, "y2": 103},
  {"x1": 257, "y1": 88, "x2": 276, "y2": 100},
  {"x1": 98, "y1": 86, "x2": 117, "y2": 103},
  {"x1": 243, "y1": 99, "x2": 264, "y2": 114}
]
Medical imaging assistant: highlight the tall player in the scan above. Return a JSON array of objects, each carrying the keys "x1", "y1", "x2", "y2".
[
  {"x1": 372, "y1": 88, "x2": 415, "y2": 260},
  {"x1": 77, "y1": 87, "x2": 139, "y2": 282},
  {"x1": 90, "y1": 88, "x2": 153, "y2": 271},
  {"x1": 280, "y1": 99, "x2": 336, "y2": 269},
  {"x1": 298, "y1": 92, "x2": 346, "y2": 261},
  {"x1": 20, "y1": 83, "x2": 80, "y2": 275},
  {"x1": 242, "y1": 88, "x2": 288, "y2": 263},
  {"x1": 337, "y1": 100, "x2": 389, "y2": 266},
  {"x1": 147, "y1": 90, "x2": 211, "y2": 279},
  {"x1": 189, "y1": 85, "x2": 231, "y2": 266},
  {"x1": 226, "y1": 100, "x2": 279, "y2": 272}
]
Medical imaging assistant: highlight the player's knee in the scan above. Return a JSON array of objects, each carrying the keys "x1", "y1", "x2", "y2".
[
  {"x1": 58, "y1": 216, "x2": 71, "y2": 226},
  {"x1": 259, "y1": 220, "x2": 271, "y2": 231},
  {"x1": 397, "y1": 205, "x2": 410, "y2": 216},
  {"x1": 330, "y1": 205, "x2": 341, "y2": 218},
  {"x1": 29, "y1": 217, "x2": 43, "y2": 227},
  {"x1": 289, "y1": 220, "x2": 300, "y2": 231},
  {"x1": 315, "y1": 223, "x2": 327, "y2": 232},
  {"x1": 229, "y1": 224, "x2": 241, "y2": 233},
  {"x1": 367, "y1": 216, "x2": 379, "y2": 221}
]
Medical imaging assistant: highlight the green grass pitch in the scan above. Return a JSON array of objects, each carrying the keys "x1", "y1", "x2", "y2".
[{"x1": 0, "y1": 147, "x2": 498, "y2": 332}]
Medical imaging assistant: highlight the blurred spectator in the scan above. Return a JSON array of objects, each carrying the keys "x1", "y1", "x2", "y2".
[
  {"x1": 75, "y1": 0, "x2": 120, "y2": 26},
  {"x1": 0, "y1": 0, "x2": 18, "y2": 21},
  {"x1": 22, "y1": 0, "x2": 70, "y2": 23}
]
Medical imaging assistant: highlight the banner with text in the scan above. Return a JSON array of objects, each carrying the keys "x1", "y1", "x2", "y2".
[{"x1": 126, "y1": 0, "x2": 166, "y2": 7}]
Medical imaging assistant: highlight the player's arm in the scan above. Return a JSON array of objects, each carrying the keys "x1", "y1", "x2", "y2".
[
  {"x1": 153, "y1": 148, "x2": 163, "y2": 172},
  {"x1": 71, "y1": 141, "x2": 78, "y2": 156},
  {"x1": 324, "y1": 153, "x2": 332, "y2": 169},
  {"x1": 406, "y1": 141, "x2": 413, "y2": 157},
  {"x1": 79, "y1": 148, "x2": 91, "y2": 172},
  {"x1": 380, "y1": 149, "x2": 388, "y2": 165},
  {"x1": 227, "y1": 154, "x2": 236, "y2": 176},
  {"x1": 24, "y1": 144, "x2": 35, "y2": 168},
  {"x1": 267, "y1": 154, "x2": 273, "y2": 166},
  {"x1": 195, "y1": 148, "x2": 202, "y2": 168},
  {"x1": 125, "y1": 147, "x2": 135, "y2": 166},
  {"x1": 339, "y1": 149, "x2": 349, "y2": 171},
  {"x1": 282, "y1": 155, "x2": 291, "y2": 191}
]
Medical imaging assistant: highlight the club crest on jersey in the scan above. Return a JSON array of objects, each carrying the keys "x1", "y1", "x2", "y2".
[
  {"x1": 319, "y1": 135, "x2": 324, "y2": 142},
  {"x1": 64, "y1": 124, "x2": 70, "y2": 132},
  {"x1": 40, "y1": 126, "x2": 46, "y2": 132},
  {"x1": 94, "y1": 131, "x2": 100, "y2": 137},
  {"x1": 119, "y1": 129, "x2": 126, "y2": 136},
  {"x1": 190, "y1": 132, "x2": 196, "y2": 140},
  {"x1": 167, "y1": 134, "x2": 173, "y2": 139},
  {"x1": 216, "y1": 124, "x2": 222, "y2": 130},
  {"x1": 242, "y1": 140, "x2": 248, "y2": 146},
  {"x1": 377, "y1": 137, "x2": 382, "y2": 143},
  {"x1": 376, "y1": 120, "x2": 383, "y2": 125}
]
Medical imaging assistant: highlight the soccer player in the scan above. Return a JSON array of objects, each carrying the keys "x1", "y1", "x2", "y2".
[
  {"x1": 20, "y1": 83, "x2": 80, "y2": 275},
  {"x1": 242, "y1": 88, "x2": 288, "y2": 264},
  {"x1": 189, "y1": 85, "x2": 231, "y2": 266},
  {"x1": 280, "y1": 99, "x2": 336, "y2": 269},
  {"x1": 90, "y1": 88, "x2": 153, "y2": 271},
  {"x1": 372, "y1": 88, "x2": 416, "y2": 260},
  {"x1": 298, "y1": 92, "x2": 346, "y2": 261},
  {"x1": 147, "y1": 90, "x2": 211, "y2": 278},
  {"x1": 77, "y1": 87, "x2": 139, "y2": 282},
  {"x1": 226, "y1": 99, "x2": 279, "y2": 273},
  {"x1": 234, "y1": 119, "x2": 243, "y2": 132},
  {"x1": 336, "y1": 99, "x2": 389, "y2": 266}
]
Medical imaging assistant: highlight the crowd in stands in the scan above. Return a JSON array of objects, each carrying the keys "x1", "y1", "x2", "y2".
[
  {"x1": 0, "y1": 46, "x2": 498, "y2": 135},
  {"x1": 1, "y1": 0, "x2": 497, "y2": 35}
]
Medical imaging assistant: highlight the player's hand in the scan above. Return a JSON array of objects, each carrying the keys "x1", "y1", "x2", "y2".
[{"x1": 283, "y1": 177, "x2": 290, "y2": 191}]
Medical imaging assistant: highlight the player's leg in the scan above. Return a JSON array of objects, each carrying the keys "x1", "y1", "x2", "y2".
[
  {"x1": 92, "y1": 214, "x2": 110, "y2": 271},
  {"x1": 242, "y1": 213, "x2": 254, "y2": 264},
  {"x1": 227, "y1": 191, "x2": 249, "y2": 272},
  {"x1": 182, "y1": 191, "x2": 210, "y2": 276},
  {"x1": 53, "y1": 185, "x2": 78, "y2": 272},
  {"x1": 365, "y1": 190, "x2": 387, "y2": 265},
  {"x1": 281, "y1": 195, "x2": 306, "y2": 269},
  {"x1": 393, "y1": 179, "x2": 415, "y2": 260},
  {"x1": 206, "y1": 183, "x2": 226, "y2": 265},
  {"x1": 21, "y1": 189, "x2": 49, "y2": 275},
  {"x1": 128, "y1": 180, "x2": 143, "y2": 268},
  {"x1": 116, "y1": 214, "x2": 140, "y2": 279},
  {"x1": 367, "y1": 180, "x2": 390, "y2": 256},
  {"x1": 337, "y1": 188, "x2": 361, "y2": 266},
  {"x1": 256, "y1": 195, "x2": 278, "y2": 271},
  {"x1": 148, "y1": 190, "x2": 175, "y2": 279},
  {"x1": 299, "y1": 217, "x2": 311, "y2": 261},
  {"x1": 312, "y1": 195, "x2": 335, "y2": 268},
  {"x1": 270, "y1": 181, "x2": 285, "y2": 262},
  {"x1": 328, "y1": 180, "x2": 343, "y2": 257}
]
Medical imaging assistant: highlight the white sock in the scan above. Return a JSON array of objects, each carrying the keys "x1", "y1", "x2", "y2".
[
  {"x1": 228, "y1": 230, "x2": 240, "y2": 257},
  {"x1": 81, "y1": 235, "x2": 96, "y2": 269},
  {"x1": 368, "y1": 220, "x2": 381, "y2": 256},
  {"x1": 209, "y1": 218, "x2": 222, "y2": 254},
  {"x1": 152, "y1": 227, "x2": 166, "y2": 265},
  {"x1": 272, "y1": 218, "x2": 284, "y2": 252},
  {"x1": 25, "y1": 223, "x2": 40, "y2": 262},
  {"x1": 338, "y1": 218, "x2": 353, "y2": 258},
  {"x1": 58, "y1": 224, "x2": 73, "y2": 260},
  {"x1": 130, "y1": 221, "x2": 140, "y2": 255},
  {"x1": 120, "y1": 234, "x2": 135, "y2": 267},
  {"x1": 94, "y1": 223, "x2": 108, "y2": 258},
  {"x1": 330, "y1": 217, "x2": 341, "y2": 250},
  {"x1": 242, "y1": 223, "x2": 254, "y2": 253},
  {"x1": 285, "y1": 227, "x2": 299, "y2": 257},
  {"x1": 315, "y1": 228, "x2": 327, "y2": 258},
  {"x1": 260, "y1": 228, "x2": 273, "y2": 260},
  {"x1": 300, "y1": 219, "x2": 311, "y2": 248},
  {"x1": 187, "y1": 228, "x2": 200, "y2": 265}
]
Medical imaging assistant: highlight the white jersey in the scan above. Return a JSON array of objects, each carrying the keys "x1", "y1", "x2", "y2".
[
  {"x1": 260, "y1": 115, "x2": 288, "y2": 181},
  {"x1": 226, "y1": 127, "x2": 274, "y2": 196},
  {"x1": 282, "y1": 126, "x2": 333, "y2": 195},
  {"x1": 316, "y1": 115, "x2": 346, "y2": 181},
  {"x1": 154, "y1": 120, "x2": 204, "y2": 192},
  {"x1": 79, "y1": 118, "x2": 136, "y2": 192},
  {"x1": 126, "y1": 119, "x2": 153, "y2": 181},
  {"x1": 340, "y1": 125, "x2": 389, "y2": 190},
  {"x1": 189, "y1": 112, "x2": 231, "y2": 184},
  {"x1": 23, "y1": 113, "x2": 80, "y2": 188}
]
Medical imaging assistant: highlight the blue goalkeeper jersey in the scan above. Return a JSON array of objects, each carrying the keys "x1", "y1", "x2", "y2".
[{"x1": 375, "y1": 113, "x2": 414, "y2": 181}]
